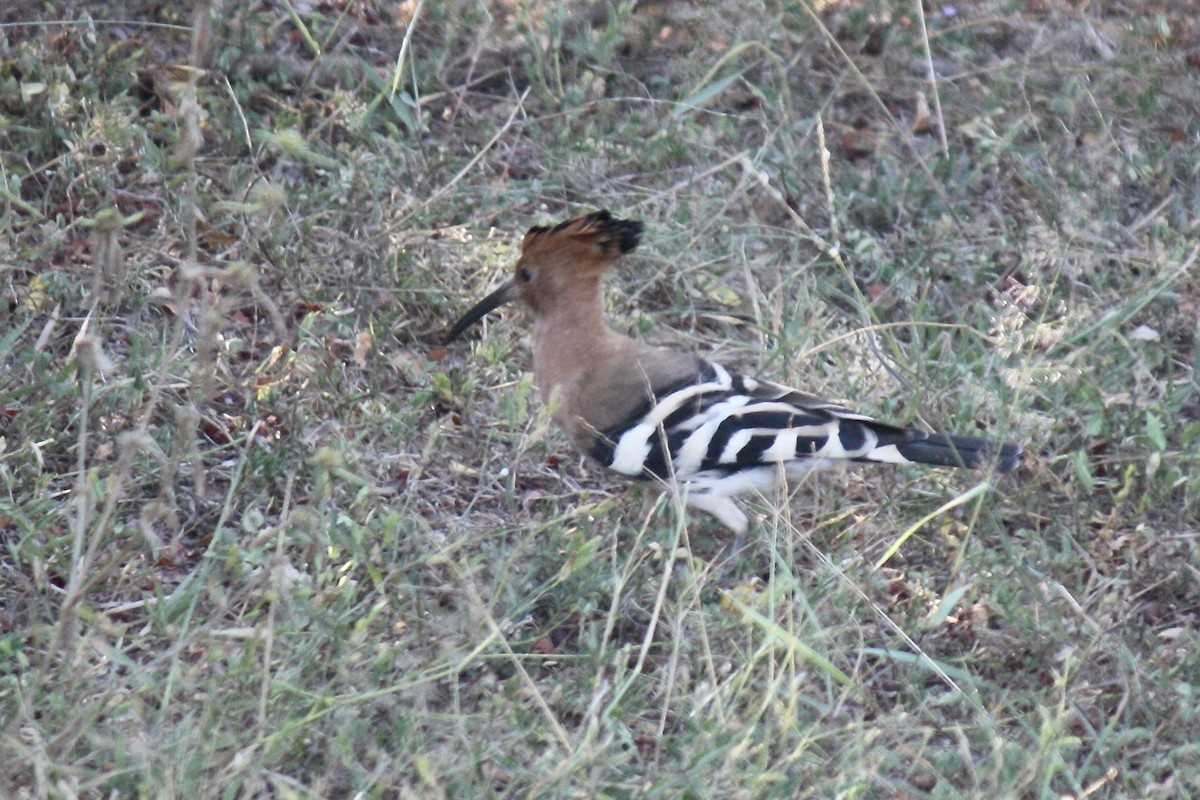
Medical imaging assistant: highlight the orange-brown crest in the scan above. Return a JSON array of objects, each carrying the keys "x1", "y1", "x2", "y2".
[
  {"x1": 512, "y1": 210, "x2": 643, "y2": 313},
  {"x1": 443, "y1": 210, "x2": 643, "y2": 345}
]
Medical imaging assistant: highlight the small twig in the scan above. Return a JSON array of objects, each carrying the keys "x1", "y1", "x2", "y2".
[
  {"x1": 0, "y1": 182, "x2": 45, "y2": 220},
  {"x1": 912, "y1": 0, "x2": 950, "y2": 158},
  {"x1": 742, "y1": 145, "x2": 913, "y2": 391},
  {"x1": 389, "y1": 0, "x2": 427, "y2": 99},
  {"x1": 51, "y1": 323, "x2": 97, "y2": 666},
  {"x1": 1127, "y1": 192, "x2": 1176, "y2": 234},
  {"x1": 158, "y1": 419, "x2": 266, "y2": 617},
  {"x1": 815, "y1": 117, "x2": 839, "y2": 245},
  {"x1": 794, "y1": 0, "x2": 958, "y2": 222},
  {"x1": 455, "y1": 566, "x2": 573, "y2": 754},
  {"x1": 448, "y1": 17, "x2": 494, "y2": 123},
  {"x1": 32, "y1": 304, "x2": 61, "y2": 353},
  {"x1": 220, "y1": 74, "x2": 255, "y2": 156},
  {"x1": 645, "y1": 148, "x2": 751, "y2": 204},
  {"x1": 407, "y1": 86, "x2": 530, "y2": 218},
  {"x1": 258, "y1": 476, "x2": 295, "y2": 732}
]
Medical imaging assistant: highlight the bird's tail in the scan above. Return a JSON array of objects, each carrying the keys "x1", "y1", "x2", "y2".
[{"x1": 887, "y1": 431, "x2": 1022, "y2": 473}]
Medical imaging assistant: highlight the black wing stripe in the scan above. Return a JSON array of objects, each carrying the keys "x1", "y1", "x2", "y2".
[
  {"x1": 705, "y1": 410, "x2": 831, "y2": 466},
  {"x1": 590, "y1": 359, "x2": 1021, "y2": 480}
]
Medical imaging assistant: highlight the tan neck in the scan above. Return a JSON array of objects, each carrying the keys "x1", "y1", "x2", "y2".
[
  {"x1": 531, "y1": 290, "x2": 626, "y2": 399},
  {"x1": 530, "y1": 287, "x2": 700, "y2": 447}
]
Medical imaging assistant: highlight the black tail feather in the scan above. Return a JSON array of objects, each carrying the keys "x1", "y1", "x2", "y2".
[{"x1": 896, "y1": 432, "x2": 1022, "y2": 473}]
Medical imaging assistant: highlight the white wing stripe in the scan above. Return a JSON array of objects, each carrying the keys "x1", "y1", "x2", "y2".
[
  {"x1": 609, "y1": 424, "x2": 656, "y2": 474},
  {"x1": 676, "y1": 418, "x2": 723, "y2": 474},
  {"x1": 861, "y1": 443, "x2": 909, "y2": 464},
  {"x1": 718, "y1": 428, "x2": 756, "y2": 464},
  {"x1": 636, "y1": 362, "x2": 733, "y2": 427}
]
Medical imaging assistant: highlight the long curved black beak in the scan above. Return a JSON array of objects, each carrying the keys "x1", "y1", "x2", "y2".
[{"x1": 443, "y1": 280, "x2": 517, "y2": 345}]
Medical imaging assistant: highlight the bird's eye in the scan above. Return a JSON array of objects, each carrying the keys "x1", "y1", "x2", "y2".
[{"x1": 518, "y1": 267, "x2": 533, "y2": 283}]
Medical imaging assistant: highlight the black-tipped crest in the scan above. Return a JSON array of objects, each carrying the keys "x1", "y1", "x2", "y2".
[
  {"x1": 577, "y1": 210, "x2": 643, "y2": 254},
  {"x1": 444, "y1": 211, "x2": 645, "y2": 344},
  {"x1": 526, "y1": 210, "x2": 643, "y2": 255}
]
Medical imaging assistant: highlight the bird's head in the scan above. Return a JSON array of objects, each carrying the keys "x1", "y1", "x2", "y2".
[{"x1": 443, "y1": 210, "x2": 643, "y2": 344}]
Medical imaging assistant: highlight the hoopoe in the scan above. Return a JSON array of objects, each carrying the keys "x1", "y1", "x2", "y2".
[{"x1": 444, "y1": 210, "x2": 1021, "y2": 535}]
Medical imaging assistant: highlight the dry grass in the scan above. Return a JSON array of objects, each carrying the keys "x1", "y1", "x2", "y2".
[{"x1": 2, "y1": 0, "x2": 1198, "y2": 797}]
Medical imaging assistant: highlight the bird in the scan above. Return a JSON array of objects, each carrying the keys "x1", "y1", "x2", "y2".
[{"x1": 444, "y1": 210, "x2": 1021, "y2": 535}]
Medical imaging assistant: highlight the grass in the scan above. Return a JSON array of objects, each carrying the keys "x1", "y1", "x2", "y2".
[{"x1": 2, "y1": 0, "x2": 1199, "y2": 797}]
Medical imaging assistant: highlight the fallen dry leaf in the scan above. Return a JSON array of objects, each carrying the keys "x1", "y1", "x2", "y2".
[
  {"x1": 354, "y1": 330, "x2": 374, "y2": 368},
  {"x1": 913, "y1": 91, "x2": 932, "y2": 134}
]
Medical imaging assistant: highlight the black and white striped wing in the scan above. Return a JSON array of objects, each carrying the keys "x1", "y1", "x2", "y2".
[{"x1": 589, "y1": 360, "x2": 1019, "y2": 481}]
